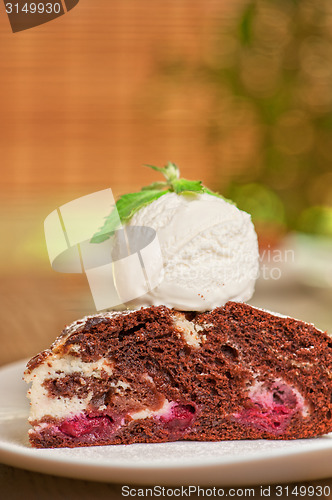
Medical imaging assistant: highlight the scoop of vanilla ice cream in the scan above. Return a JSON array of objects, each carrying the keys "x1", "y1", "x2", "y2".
[{"x1": 125, "y1": 192, "x2": 259, "y2": 312}]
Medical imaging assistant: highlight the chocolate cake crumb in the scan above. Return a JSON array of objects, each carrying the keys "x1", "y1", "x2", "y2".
[{"x1": 24, "y1": 303, "x2": 332, "y2": 448}]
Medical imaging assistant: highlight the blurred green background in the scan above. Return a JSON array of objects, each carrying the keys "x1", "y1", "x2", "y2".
[{"x1": 143, "y1": 0, "x2": 332, "y2": 242}]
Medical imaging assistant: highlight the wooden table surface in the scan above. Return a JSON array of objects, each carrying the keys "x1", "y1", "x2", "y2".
[{"x1": 1, "y1": 466, "x2": 332, "y2": 500}]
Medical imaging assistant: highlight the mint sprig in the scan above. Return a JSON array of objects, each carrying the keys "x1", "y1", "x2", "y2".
[
  {"x1": 143, "y1": 162, "x2": 205, "y2": 195},
  {"x1": 91, "y1": 163, "x2": 233, "y2": 243}
]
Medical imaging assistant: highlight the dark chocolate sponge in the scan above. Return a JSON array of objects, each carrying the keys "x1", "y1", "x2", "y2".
[{"x1": 24, "y1": 302, "x2": 332, "y2": 448}]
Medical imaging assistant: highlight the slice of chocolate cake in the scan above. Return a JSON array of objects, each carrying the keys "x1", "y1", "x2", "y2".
[{"x1": 24, "y1": 302, "x2": 332, "y2": 448}]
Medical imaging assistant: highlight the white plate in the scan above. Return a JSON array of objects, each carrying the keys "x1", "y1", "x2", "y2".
[{"x1": 1, "y1": 360, "x2": 332, "y2": 486}]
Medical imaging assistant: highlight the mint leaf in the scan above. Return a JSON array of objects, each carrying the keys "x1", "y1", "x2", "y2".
[
  {"x1": 91, "y1": 189, "x2": 168, "y2": 243},
  {"x1": 145, "y1": 164, "x2": 204, "y2": 194},
  {"x1": 117, "y1": 190, "x2": 168, "y2": 223},
  {"x1": 172, "y1": 178, "x2": 204, "y2": 194}
]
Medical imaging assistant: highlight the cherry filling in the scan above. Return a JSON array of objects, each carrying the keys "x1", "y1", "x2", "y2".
[
  {"x1": 235, "y1": 405, "x2": 292, "y2": 434},
  {"x1": 56, "y1": 402, "x2": 197, "y2": 440},
  {"x1": 59, "y1": 414, "x2": 115, "y2": 438},
  {"x1": 234, "y1": 381, "x2": 302, "y2": 435},
  {"x1": 159, "y1": 403, "x2": 196, "y2": 432}
]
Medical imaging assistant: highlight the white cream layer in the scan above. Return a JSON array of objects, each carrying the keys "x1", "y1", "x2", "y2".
[
  {"x1": 129, "y1": 398, "x2": 173, "y2": 421},
  {"x1": 173, "y1": 312, "x2": 207, "y2": 348},
  {"x1": 24, "y1": 355, "x2": 114, "y2": 421}
]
